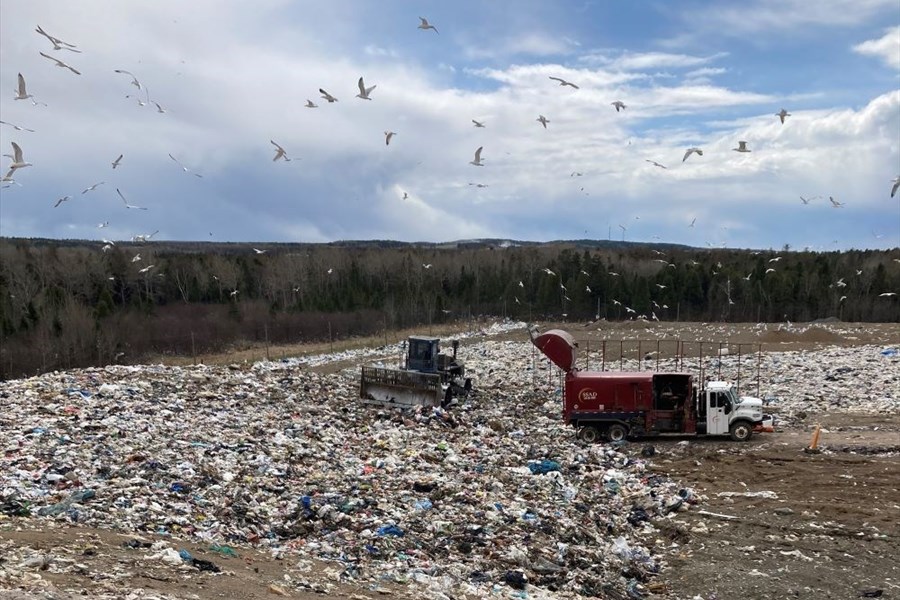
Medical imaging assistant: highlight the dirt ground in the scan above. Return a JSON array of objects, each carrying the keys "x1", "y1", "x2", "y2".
[{"x1": 2, "y1": 320, "x2": 898, "y2": 599}]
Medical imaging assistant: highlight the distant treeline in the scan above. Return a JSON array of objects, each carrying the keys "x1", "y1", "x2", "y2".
[{"x1": 1, "y1": 237, "x2": 898, "y2": 380}]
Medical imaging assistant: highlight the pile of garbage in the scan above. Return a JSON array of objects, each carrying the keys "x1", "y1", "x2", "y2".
[{"x1": 1, "y1": 322, "x2": 895, "y2": 598}]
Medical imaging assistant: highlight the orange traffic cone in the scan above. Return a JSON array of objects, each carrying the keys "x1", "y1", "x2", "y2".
[{"x1": 804, "y1": 423, "x2": 821, "y2": 454}]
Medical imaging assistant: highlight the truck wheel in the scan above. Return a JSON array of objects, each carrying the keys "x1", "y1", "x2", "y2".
[
  {"x1": 729, "y1": 421, "x2": 753, "y2": 442},
  {"x1": 579, "y1": 426, "x2": 601, "y2": 443},
  {"x1": 606, "y1": 424, "x2": 628, "y2": 443}
]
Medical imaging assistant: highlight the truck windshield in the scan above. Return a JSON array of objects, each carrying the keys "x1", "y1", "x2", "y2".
[{"x1": 727, "y1": 387, "x2": 739, "y2": 404}]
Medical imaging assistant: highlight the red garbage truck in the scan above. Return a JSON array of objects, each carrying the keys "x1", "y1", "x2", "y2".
[{"x1": 530, "y1": 327, "x2": 771, "y2": 443}]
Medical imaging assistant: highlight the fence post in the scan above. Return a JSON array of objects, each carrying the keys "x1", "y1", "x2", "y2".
[
  {"x1": 191, "y1": 331, "x2": 196, "y2": 365},
  {"x1": 265, "y1": 323, "x2": 270, "y2": 361}
]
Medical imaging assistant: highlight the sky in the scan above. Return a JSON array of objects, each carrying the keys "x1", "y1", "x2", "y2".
[{"x1": 0, "y1": 0, "x2": 899, "y2": 251}]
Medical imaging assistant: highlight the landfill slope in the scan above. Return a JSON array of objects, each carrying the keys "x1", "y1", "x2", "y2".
[{"x1": 1, "y1": 320, "x2": 898, "y2": 600}]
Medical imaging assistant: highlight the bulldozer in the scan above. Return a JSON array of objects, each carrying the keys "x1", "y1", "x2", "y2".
[{"x1": 359, "y1": 336, "x2": 473, "y2": 408}]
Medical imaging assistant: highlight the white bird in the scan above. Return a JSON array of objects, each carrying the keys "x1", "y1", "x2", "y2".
[
  {"x1": 571, "y1": 172, "x2": 583, "y2": 177},
  {"x1": 423, "y1": 263, "x2": 433, "y2": 269},
  {"x1": 689, "y1": 217, "x2": 696, "y2": 228},
  {"x1": 683, "y1": 147, "x2": 703, "y2": 162},
  {"x1": 417, "y1": 17, "x2": 438, "y2": 33},
  {"x1": 878, "y1": 292, "x2": 897, "y2": 297},
  {"x1": 834, "y1": 278, "x2": 847, "y2": 287},
  {"x1": 472, "y1": 119, "x2": 486, "y2": 128},
  {"x1": 856, "y1": 269, "x2": 863, "y2": 275},
  {"x1": 114, "y1": 69, "x2": 142, "y2": 90},
  {"x1": 470, "y1": 146, "x2": 484, "y2": 166},
  {"x1": 139, "y1": 264, "x2": 156, "y2": 274},
  {"x1": 356, "y1": 76, "x2": 376, "y2": 100},
  {"x1": 117, "y1": 188, "x2": 147, "y2": 210},
  {"x1": 125, "y1": 93, "x2": 147, "y2": 107},
  {"x1": 13, "y1": 73, "x2": 44, "y2": 105},
  {"x1": 609, "y1": 271, "x2": 619, "y2": 277},
  {"x1": 536, "y1": 115, "x2": 549, "y2": 128},
  {"x1": 733, "y1": 141, "x2": 751, "y2": 153},
  {"x1": 6, "y1": 142, "x2": 32, "y2": 171},
  {"x1": 829, "y1": 196, "x2": 844, "y2": 208},
  {"x1": 624, "y1": 306, "x2": 636, "y2": 314},
  {"x1": 230, "y1": 289, "x2": 239, "y2": 297},
  {"x1": 560, "y1": 283, "x2": 567, "y2": 291},
  {"x1": 743, "y1": 272, "x2": 752, "y2": 281},
  {"x1": 97, "y1": 221, "x2": 109, "y2": 228},
  {"x1": 612, "y1": 299, "x2": 621, "y2": 306},
  {"x1": 53, "y1": 195, "x2": 71, "y2": 208},
  {"x1": 131, "y1": 254, "x2": 141, "y2": 263},
  {"x1": 799, "y1": 195, "x2": 819, "y2": 205},
  {"x1": 39, "y1": 51, "x2": 81, "y2": 75},
  {"x1": 541, "y1": 268, "x2": 556, "y2": 276},
  {"x1": 169, "y1": 153, "x2": 203, "y2": 177},
  {"x1": 839, "y1": 295, "x2": 847, "y2": 303},
  {"x1": 327, "y1": 268, "x2": 334, "y2": 274},
  {"x1": 319, "y1": 88, "x2": 338, "y2": 103},
  {"x1": 402, "y1": 191, "x2": 409, "y2": 200},
  {"x1": 384, "y1": 131, "x2": 396, "y2": 146},
  {"x1": 586, "y1": 285, "x2": 592, "y2": 293},
  {"x1": 518, "y1": 281, "x2": 524, "y2": 288},
  {"x1": 35, "y1": 25, "x2": 80, "y2": 52},
  {"x1": 82, "y1": 182, "x2": 105, "y2": 194},
  {"x1": 891, "y1": 176, "x2": 899, "y2": 198},
  {"x1": 765, "y1": 268, "x2": 776, "y2": 274},
  {"x1": 611, "y1": 101, "x2": 626, "y2": 112},
  {"x1": 549, "y1": 76, "x2": 579, "y2": 89},
  {"x1": 101, "y1": 244, "x2": 112, "y2": 252},
  {"x1": 776, "y1": 108, "x2": 790, "y2": 124},
  {"x1": 645, "y1": 160, "x2": 667, "y2": 169},
  {"x1": 0, "y1": 120, "x2": 35, "y2": 132},
  {"x1": 270, "y1": 140, "x2": 290, "y2": 162},
  {"x1": 468, "y1": 182, "x2": 489, "y2": 188},
  {"x1": 305, "y1": 99, "x2": 318, "y2": 108},
  {"x1": 656, "y1": 284, "x2": 667, "y2": 289},
  {"x1": 769, "y1": 256, "x2": 782, "y2": 263},
  {"x1": 152, "y1": 101, "x2": 166, "y2": 114},
  {"x1": 101, "y1": 238, "x2": 115, "y2": 246},
  {"x1": 111, "y1": 154, "x2": 123, "y2": 169},
  {"x1": 253, "y1": 248, "x2": 266, "y2": 254},
  {"x1": 131, "y1": 230, "x2": 158, "y2": 243}
]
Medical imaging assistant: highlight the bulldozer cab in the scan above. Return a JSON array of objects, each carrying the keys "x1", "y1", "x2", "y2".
[{"x1": 407, "y1": 337, "x2": 440, "y2": 373}]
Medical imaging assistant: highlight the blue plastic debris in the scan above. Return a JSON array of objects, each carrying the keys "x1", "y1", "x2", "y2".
[
  {"x1": 376, "y1": 524, "x2": 405, "y2": 537},
  {"x1": 528, "y1": 460, "x2": 560, "y2": 475}
]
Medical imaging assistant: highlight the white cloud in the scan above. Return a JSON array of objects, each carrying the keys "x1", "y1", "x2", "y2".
[
  {"x1": 580, "y1": 51, "x2": 728, "y2": 71},
  {"x1": 694, "y1": 0, "x2": 898, "y2": 34},
  {"x1": 852, "y1": 26, "x2": 900, "y2": 70}
]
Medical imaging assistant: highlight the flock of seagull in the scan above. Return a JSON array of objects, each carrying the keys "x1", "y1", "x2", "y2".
[{"x1": 1, "y1": 18, "x2": 899, "y2": 306}]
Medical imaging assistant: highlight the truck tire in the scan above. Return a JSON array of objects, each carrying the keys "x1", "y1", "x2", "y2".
[
  {"x1": 579, "y1": 426, "x2": 601, "y2": 443},
  {"x1": 606, "y1": 423, "x2": 628, "y2": 443},
  {"x1": 729, "y1": 421, "x2": 753, "y2": 442}
]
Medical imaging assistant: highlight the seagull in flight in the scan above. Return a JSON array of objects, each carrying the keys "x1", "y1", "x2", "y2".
[
  {"x1": 271, "y1": 140, "x2": 291, "y2": 161},
  {"x1": 305, "y1": 99, "x2": 318, "y2": 108},
  {"x1": 402, "y1": 191, "x2": 408, "y2": 199},
  {"x1": 611, "y1": 101, "x2": 626, "y2": 112},
  {"x1": 689, "y1": 217, "x2": 696, "y2": 228},
  {"x1": 828, "y1": 196, "x2": 844, "y2": 208},
  {"x1": 878, "y1": 292, "x2": 897, "y2": 297},
  {"x1": 776, "y1": 108, "x2": 790, "y2": 124},
  {"x1": 39, "y1": 52, "x2": 80, "y2": 75},
  {"x1": 117, "y1": 188, "x2": 148, "y2": 210},
  {"x1": 541, "y1": 268, "x2": 556, "y2": 276},
  {"x1": 139, "y1": 264, "x2": 156, "y2": 274},
  {"x1": 683, "y1": 147, "x2": 703, "y2": 162},
  {"x1": 114, "y1": 69, "x2": 142, "y2": 90},
  {"x1": 384, "y1": 131, "x2": 396, "y2": 146},
  {"x1": 765, "y1": 268, "x2": 776, "y2": 274},
  {"x1": 769, "y1": 256, "x2": 782, "y2": 263},
  {"x1": 733, "y1": 141, "x2": 751, "y2": 153},
  {"x1": 548, "y1": 76, "x2": 579, "y2": 89},
  {"x1": 0, "y1": 120, "x2": 35, "y2": 132},
  {"x1": 14, "y1": 73, "x2": 44, "y2": 105},
  {"x1": 35, "y1": 25, "x2": 81, "y2": 52},
  {"x1": 799, "y1": 195, "x2": 819, "y2": 205},
  {"x1": 536, "y1": 115, "x2": 550, "y2": 128},
  {"x1": 891, "y1": 176, "x2": 899, "y2": 198},
  {"x1": 417, "y1": 17, "x2": 438, "y2": 33},
  {"x1": 6, "y1": 142, "x2": 32, "y2": 172},
  {"x1": 319, "y1": 88, "x2": 338, "y2": 103},
  {"x1": 53, "y1": 195, "x2": 71, "y2": 208},
  {"x1": 97, "y1": 221, "x2": 109, "y2": 228},
  {"x1": 472, "y1": 119, "x2": 486, "y2": 128},
  {"x1": 152, "y1": 101, "x2": 166, "y2": 114},
  {"x1": 169, "y1": 153, "x2": 203, "y2": 177},
  {"x1": 253, "y1": 248, "x2": 266, "y2": 254},
  {"x1": 470, "y1": 146, "x2": 484, "y2": 166},
  {"x1": 645, "y1": 160, "x2": 667, "y2": 169},
  {"x1": 112, "y1": 154, "x2": 124, "y2": 169},
  {"x1": 423, "y1": 263, "x2": 433, "y2": 269},
  {"x1": 356, "y1": 76, "x2": 376, "y2": 100}
]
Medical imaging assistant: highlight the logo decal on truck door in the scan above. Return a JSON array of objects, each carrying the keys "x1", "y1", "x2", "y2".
[{"x1": 578, "y1": 388, "x2": 597, "y2": 402}]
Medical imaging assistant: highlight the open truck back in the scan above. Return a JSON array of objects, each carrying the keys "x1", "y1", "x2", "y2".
[{"x1": 530, "y1": 327, "x2": 769, "y2": 442}]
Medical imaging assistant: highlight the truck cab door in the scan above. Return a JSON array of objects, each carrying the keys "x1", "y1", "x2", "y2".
[{"x1": 707, "y1": 391, "x2": 729, "y2": 435}]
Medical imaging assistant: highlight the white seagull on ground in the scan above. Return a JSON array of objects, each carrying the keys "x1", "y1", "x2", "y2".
[
  {"x1": 39, "y1": 52, "x2": 80, "y2": 75},
  {"x1": 356, "y1": 77, "x2": 376, "y2": 100},
  {"x1": 418, "y1": 17, "x2": 438, "y2": 33},
  {"x1": 470, "y1": 146, "x2": 484, "y2": 166}
]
